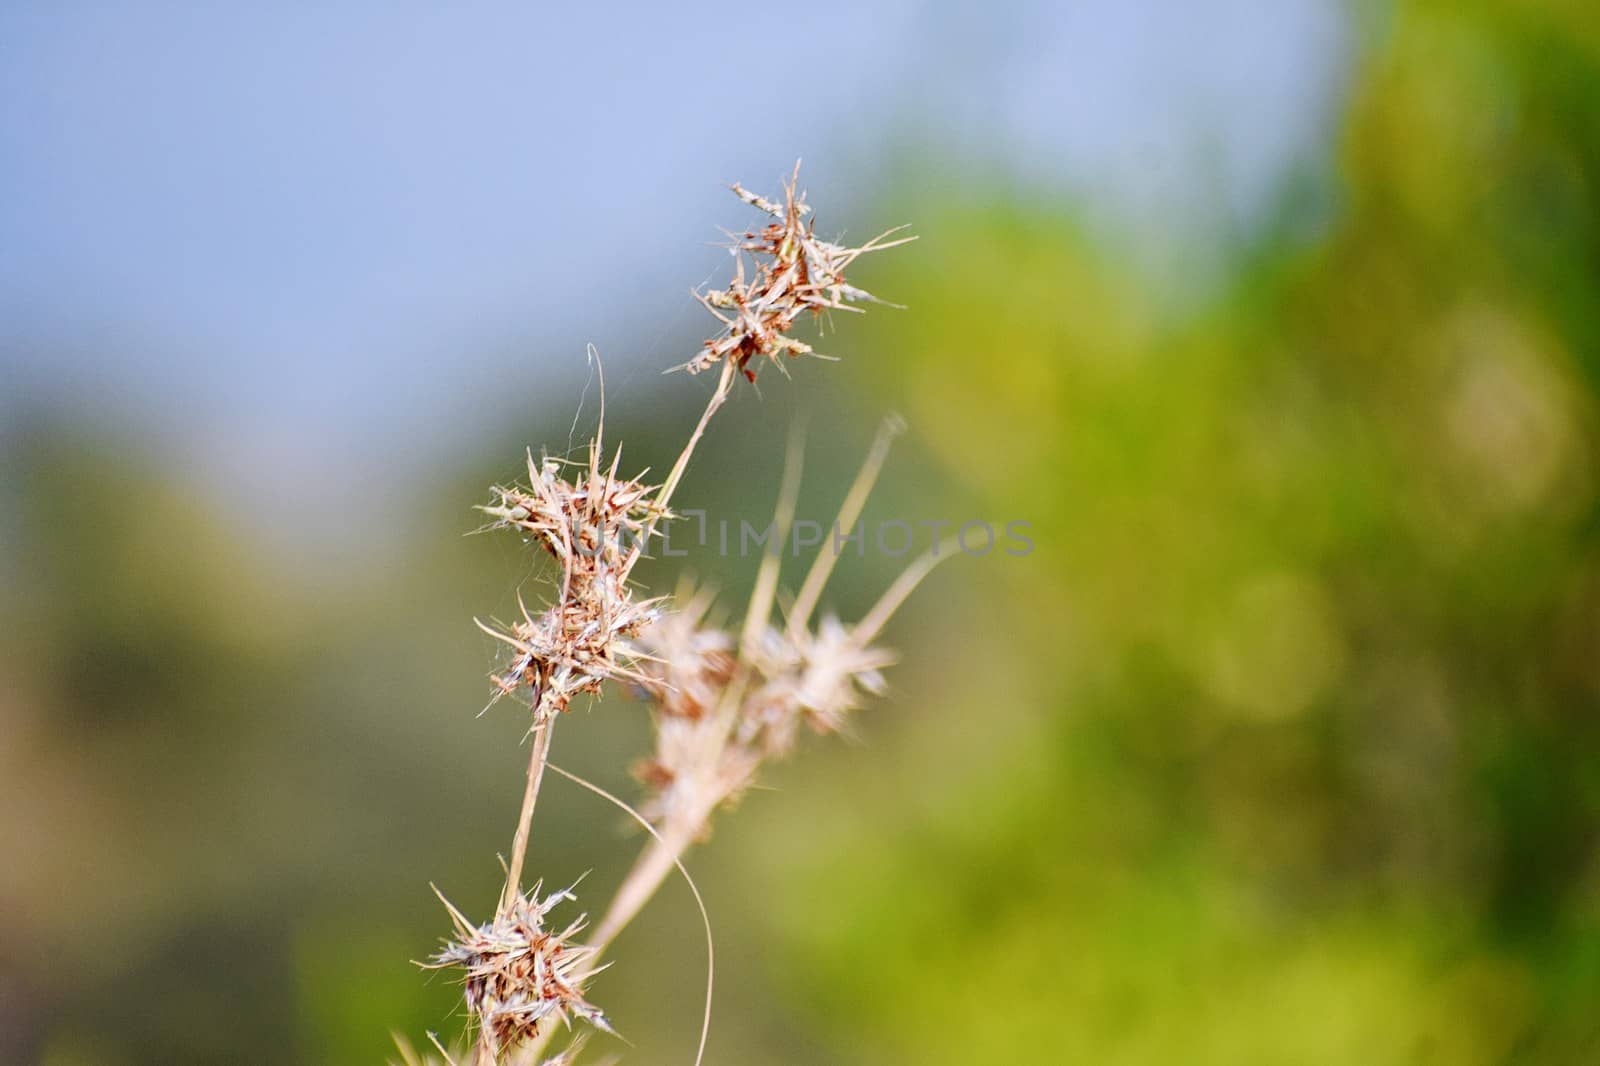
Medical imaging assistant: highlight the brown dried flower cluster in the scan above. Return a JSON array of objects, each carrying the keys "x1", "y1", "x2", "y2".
[
  {"x1": 632, "y1": 598, "x2": 899, "y2": 833},
  {"x1": 631, "y1": 450, "x2": 910, "y2": 838},
  {"x1": 477, "y1": 442, "x2": 667, "y2": 723},
  {"x1": 424, "y1": 884, "x2": 613, "y2": 1056},
  {"x1": 628, "y1": 590, "x2": 753, "y2": 829},
  {"x1": 742, "y1": 615, "x2": 896, "y2": 754},
  {"x1": 685, "y1": 165, "x2": 913, "y2": 380}
]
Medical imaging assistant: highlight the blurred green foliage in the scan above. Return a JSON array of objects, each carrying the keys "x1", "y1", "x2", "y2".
[
  {"x1": 4, "y1": 1, "x2": 1600, "y2": 1062},
  {"x1": 761, "y1": 2, "x2": 1600, "y2": 1062}
]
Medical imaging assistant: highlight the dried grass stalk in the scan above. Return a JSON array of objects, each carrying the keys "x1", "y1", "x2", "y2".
[{"x1": 405, "y1": 166, "x2": 929, "y2": 1065}]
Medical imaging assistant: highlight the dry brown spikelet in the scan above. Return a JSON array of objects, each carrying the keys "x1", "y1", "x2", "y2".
[
  {"x1": 631, "y1": 598, "x2": 902, "y2": 830},
  {"x1": 477, "y1": 442, "x2": 668, "y2": 722},
  {"x1": 685, "y1": 163, "x2": 913, "y2": 381},
  {"x1": 423, "y1": 883, "x2": 614, "y2": 1056}
]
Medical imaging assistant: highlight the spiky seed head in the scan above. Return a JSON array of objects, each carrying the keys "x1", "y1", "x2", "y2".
[
  {"x1": 743, "y1": 615, "x2": 895, "y2": 755},
  {"x1": 627, "y1": 587, "x2": 754, "y2": 827},
  {"x1": 630, "y1": 585, "x2": 736, "y2": 721},
  {"x1": 424, "y1": 884, "x2": 614, "y2": 1056},
  {"x1": 478, "y1": 448, "x2": 669, "y2": 721},
  {"x1": 630, "y1": 590, "x2": 898, "y2": 829},
  {"x1": 686, "y1": 164, "x2": 912, "y2": 381}
]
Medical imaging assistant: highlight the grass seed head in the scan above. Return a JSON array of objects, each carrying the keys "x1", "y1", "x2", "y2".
[
  {"x1": 424, "y1": 883, "x2": 613, "y2": 1056},
  {"x1": 685, "y1": 163, "x2": 913, "y2": 381},
  {"x1": 630, "y1": 585, "x2": 736, "y2": 721},
  {"x1": 628, "y1": 587, "x2": 755, "y2": 828},
  {"x1": 631, "y1": 598, "x2": 898, "y2": 829},
  {"x1": 478, "y1": 447, "x2": 669, "y2": 721},
  {"x1": 741, "y1": 615, "x2": 895, "y2": 756}
]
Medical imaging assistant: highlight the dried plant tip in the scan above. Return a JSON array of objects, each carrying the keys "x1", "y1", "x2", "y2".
[
  {"x1": 424, "y1": 883, "x2": 615, "y2": 1056},
  {"x1": 685, "y1": 163, "x2": 913, "y2": 381}
]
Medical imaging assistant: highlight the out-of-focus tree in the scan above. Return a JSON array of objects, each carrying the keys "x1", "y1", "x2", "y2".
[{"x1": 753, "y1": 1, "x2": 1600, "y2": 1062}]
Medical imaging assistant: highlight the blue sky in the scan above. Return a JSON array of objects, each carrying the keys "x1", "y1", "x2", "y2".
[{"x1": 0, "y1": 1, "x2": 1349, "y2": 549}]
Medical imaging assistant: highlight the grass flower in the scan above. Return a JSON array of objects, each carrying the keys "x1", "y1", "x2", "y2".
[
  {"x1": 742, "y1": 614, "x2": 896, "y2": 755},
  {"x1": 685, "y1": 164, "x2": 915, "y2": 381},
  {"x1": 477, "y1": 441, "x2": 669, "y2": 723},
  {"x1": 424, "y1": 883, "x2": 613, "y2": 1057},
  {"x1": 627, "y1": 422, "x2": 937, "y2": 847}
]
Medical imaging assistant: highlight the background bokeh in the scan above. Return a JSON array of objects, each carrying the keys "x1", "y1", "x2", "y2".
[{"x1": 3, "y1": 1, "x2": 1599, "y2": 1063}]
